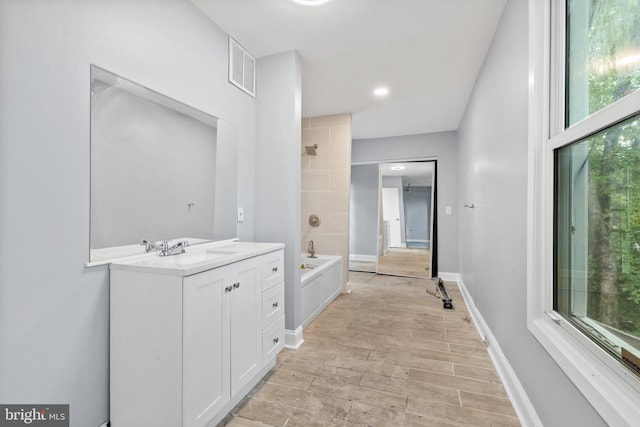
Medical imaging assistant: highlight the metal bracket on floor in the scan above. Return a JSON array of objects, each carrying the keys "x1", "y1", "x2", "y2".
[{"x1": 437, "y1": 278, "x2": 453, "y2": 309}]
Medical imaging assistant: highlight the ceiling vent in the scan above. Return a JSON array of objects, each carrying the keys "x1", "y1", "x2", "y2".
[{"x1": 229, "y1": 37, "x2": 255, "y2": 97}]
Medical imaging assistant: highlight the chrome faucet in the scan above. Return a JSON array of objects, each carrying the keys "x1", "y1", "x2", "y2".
[
  {"x1": 163, "y1": 240, "x2": 189, "y2": 256},
  {"x1": 308, "y1": 240, "x2": 316, "y2": 258},
  {"x1": 141, "y1": 239, "x2": 164, "y2": 253},
  {"x1": 141, "y1": 239, "x2": 189, "y2": 256}
]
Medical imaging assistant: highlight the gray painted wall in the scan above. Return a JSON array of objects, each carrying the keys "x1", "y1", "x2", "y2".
[
  {"x1": 404, "y1": 187, "x2": 430, "y2": 243},
  {"x1": 352, "y1": 131, "x2": 458, "y2": 273},
  {"x1": 457, "y1": 0, "x2": 605, "y2": 425},
  {"x1": 254, "y1": 51, "x2": 302, "y2": 332},
  {"x1": 349, "y1": 164, "x2": 379, "y2": 257},
  {"x1": 0, "y1": 1, "x2": 256, "y2": 426}
]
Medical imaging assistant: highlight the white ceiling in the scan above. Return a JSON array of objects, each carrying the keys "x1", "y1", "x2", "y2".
[{"x1": 191, "y1": 0, "x2": 506, "y2": 139}]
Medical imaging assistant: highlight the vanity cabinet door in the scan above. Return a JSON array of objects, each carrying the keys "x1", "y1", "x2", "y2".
[
  {"x1": 183, "y1": 267, "x2": 231, "y2": 427},
  {"x1": 229, "y1": 257, "x2": 262, "y2": 396}
]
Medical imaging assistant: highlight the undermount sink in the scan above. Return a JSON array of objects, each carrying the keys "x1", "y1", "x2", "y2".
[
  {"x1": 141, "y1": 250, "x2": 230, "y2": 267},
  {"x1": 206, "y1": 249, "x2": 240, "y2": 256},
  {"x1": 170, "y1": 252, "x2": 222, "y2": 266}
]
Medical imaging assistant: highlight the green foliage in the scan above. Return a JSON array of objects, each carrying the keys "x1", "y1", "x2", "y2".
[{"x1": 580, "y1": 0, "x2": 640, "y2": 332}]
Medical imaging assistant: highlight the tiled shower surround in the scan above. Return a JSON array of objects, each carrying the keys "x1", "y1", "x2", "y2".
[{"x1": 301, "y1": 113, "x2": 352, "y2": 289}]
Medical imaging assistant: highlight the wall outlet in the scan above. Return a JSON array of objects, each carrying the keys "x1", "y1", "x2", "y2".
[
  {"x1": 237, "y1": 207, "x2": 244, "y2": 222},
  {"x1": 446, "y1": 206, "x2": 452, "y2": 215}
]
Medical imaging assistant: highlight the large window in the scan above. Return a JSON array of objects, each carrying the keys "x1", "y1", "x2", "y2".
[
  {"x1": 555, "y1": 0, "x2": 640, "y2": 379},
  {"x1": 555, "y1": 114, "x2": 640, "y2": 375},
  {"x1": 529, "y1": 0, "x2": 640, "y2": 424}
]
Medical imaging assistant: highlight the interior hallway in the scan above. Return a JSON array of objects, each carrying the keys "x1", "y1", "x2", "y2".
[
  {"x1": 221, "y1": 272, "x2": 519, "y2": 426},
  {"x1": 350, "y1": 248, "x2": 431, "y2": 278}
]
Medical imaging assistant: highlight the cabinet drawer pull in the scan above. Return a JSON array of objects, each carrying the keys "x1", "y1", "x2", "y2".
[
  {"x1": 273, "y1": 337, "x2": 279, "y2": 344},
  {"x1": 225, "y1": 286, "x2": 233, "y2": 293},
  {"x1": 233, "y1": 282, "x2": 240, "y2": 289},
  {"x1": 272, "y1": 266, "x2": 278, "y2": 272},
  {"x1": 272, "y1": 302, "x2": 278, "y2": 308}
]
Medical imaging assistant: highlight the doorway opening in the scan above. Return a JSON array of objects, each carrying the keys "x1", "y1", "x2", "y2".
[{"x1": 349, "y1": 160, "x2": 437, "y2": 278}]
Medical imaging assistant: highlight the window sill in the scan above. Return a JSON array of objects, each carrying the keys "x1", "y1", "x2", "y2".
[{"x1": 529, "y1": 313, "x2": 640, "y2": 426}]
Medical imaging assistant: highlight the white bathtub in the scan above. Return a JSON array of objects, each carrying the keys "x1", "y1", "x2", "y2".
[{"x1": 300, "y1": 254, "x2": 342, "y2": 327}]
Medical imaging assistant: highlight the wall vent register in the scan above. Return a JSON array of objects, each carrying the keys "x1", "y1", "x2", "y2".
[{"x1": 229, "y1": 37, "x2": 255, "y2": 97}]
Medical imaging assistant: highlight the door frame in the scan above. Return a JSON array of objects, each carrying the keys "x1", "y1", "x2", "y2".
[{"x1": 375, "y1": 158, "x2": 438, "y2": 278}]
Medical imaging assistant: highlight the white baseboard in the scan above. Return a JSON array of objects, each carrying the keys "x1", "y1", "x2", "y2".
[
  {"x1": 454, "y1": 277, "x2": 543, "y2": 427},
  {"x1": 284, "y1": 326, "x2": 304, "y2": 349},
  {"x1": 349, "y1": 254, "x2": 377, "y2": 263},
  {"x1": 436, "y1": 272, "x2": 461, "y2": 282}
]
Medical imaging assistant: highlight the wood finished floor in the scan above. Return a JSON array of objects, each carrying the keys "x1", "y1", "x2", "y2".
[
  {"x1": 378, "y1": 248, "x2": 431, "y2": 278},
  {"x1": 350, "y1": 248, "x2": 431, "y2": 278},
  {"x1": 221, "y1": 272, "x2": 520, "y2": 427}
]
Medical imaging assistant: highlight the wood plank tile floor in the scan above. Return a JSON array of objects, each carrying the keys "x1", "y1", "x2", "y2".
[
  {"x1": 377, "y1": 248, "x2": 431, "y2": 278},
  {"x1": 220, "y1": 272, "x2": 520, "y2": 427}
]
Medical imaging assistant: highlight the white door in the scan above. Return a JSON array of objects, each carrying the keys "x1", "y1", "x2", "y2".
[
  {"x1": 183, "y1": 267, "x2": 231, "y2": 427},
  {"x1": 229, "y1": 257, "x2": 262, "y2": 395},
  {"x1": 382, "y1": 187, "x2": 402, "y2": 247}
]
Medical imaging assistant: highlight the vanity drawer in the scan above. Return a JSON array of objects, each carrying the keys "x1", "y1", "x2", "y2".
[
  {"x1": 262, "y1": 315, "x2": 285, "y2": 363},
  {"x1": 262, "y1": 282, "x2": 285, "y2": 328},
  {"x1": 262, "y1": 249, "x2": 284, "y2": 291}
]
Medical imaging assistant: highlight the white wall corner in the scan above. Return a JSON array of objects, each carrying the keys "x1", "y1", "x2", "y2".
[
  {"x1": 284, "y1": 326, "x2": 304, "y2": 349},
  {"x1": 455, "y1": 277, "x2": 544, "y2": 427}
]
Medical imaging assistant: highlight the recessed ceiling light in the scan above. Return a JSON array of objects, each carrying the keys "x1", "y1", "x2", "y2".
[
  {"x1": 291, "y1": 0, "x2": 331, "y2": 6},
  {"x1": 374, "y1": 87, "x2": 389, "y2": 97},
  {"x1": 391, "y1": 165, "x2": 405, "y2": 171}
]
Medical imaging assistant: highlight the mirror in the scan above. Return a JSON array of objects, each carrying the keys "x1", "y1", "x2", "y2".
[
  {"x1": 378, "y1": 161, "x2": 434, "y2": 278},
  {"x1": 349, "y1": 164, "x2": 379, "y2": 272},
  {"x1": 90, "y1": 65, "x2": 237, "y2": 262}
]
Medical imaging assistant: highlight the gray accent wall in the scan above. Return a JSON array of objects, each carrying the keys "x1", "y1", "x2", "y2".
[
  {"x1": 349, "y1": 164, "x2": 379, "y2": 257},
  {"x1": 352, "y1": 131, "x2": 458, "y2": 273},
  {"x1": 404, "y1": 186, "x2": 430, "y2": 244},
  {"x1": 457, "y1": 0, "x2": 605, "y2": 425},
  {"x1": 0, "y1": 1, "x2": 256, "y2": 426}
]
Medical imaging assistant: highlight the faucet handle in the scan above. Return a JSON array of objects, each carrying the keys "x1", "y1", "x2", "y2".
[
  {"x1": 141, "y1": 239, "x2": 169, "y2": 253},
  {"x1": 141, "y1": 239, "x2": 156, "y2": 252},
  {"x1": 169, "y1": 240, "x2": 189, "y2": 250}
]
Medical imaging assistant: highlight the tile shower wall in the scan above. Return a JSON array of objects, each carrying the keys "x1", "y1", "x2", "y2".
[{"x1": 301, "y1": 114, "x2": 352, "y2": 289}]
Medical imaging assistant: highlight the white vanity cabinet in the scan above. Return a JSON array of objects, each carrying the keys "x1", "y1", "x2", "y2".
[{"x1": 110, "y1": 243, "x2": 284, "y2": 427}]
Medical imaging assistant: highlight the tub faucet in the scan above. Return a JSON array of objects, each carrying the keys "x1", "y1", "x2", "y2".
[{"x1": 308, "y1": 240, "x2": 316, "y2": 258}]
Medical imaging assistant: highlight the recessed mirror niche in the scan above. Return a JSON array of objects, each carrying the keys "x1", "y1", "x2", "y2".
[{"x1": 90, "y1": 65, "x2": 237, "y2": 262}]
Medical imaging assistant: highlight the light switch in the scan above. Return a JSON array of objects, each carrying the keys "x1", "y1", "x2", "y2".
[
  {"x1": 446, "y1": 206, "x2": 452, "y2": 215},
  {"x1": 237, "y1": 207, "x2": 244, "y2": 222}
]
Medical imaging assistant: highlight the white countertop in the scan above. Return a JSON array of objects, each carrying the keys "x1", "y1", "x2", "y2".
[{"x1": 109, "y1": 240, "x2": 284, "y2": 276}]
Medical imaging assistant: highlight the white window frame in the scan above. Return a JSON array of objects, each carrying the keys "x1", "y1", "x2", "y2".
[{"x1": 527, "y1": 1, "x2": 640, "y2": 425}]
